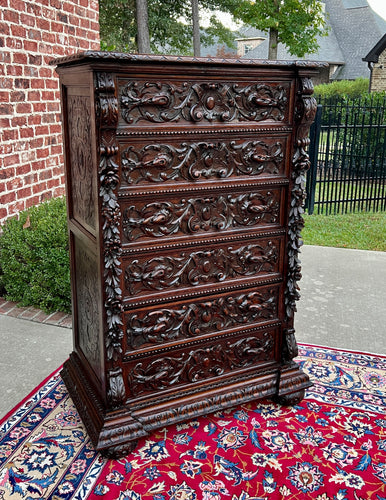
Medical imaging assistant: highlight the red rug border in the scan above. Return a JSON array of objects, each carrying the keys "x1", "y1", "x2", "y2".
[{"x1": 0, "y1": 364, "x2": 63, "y2": 426}]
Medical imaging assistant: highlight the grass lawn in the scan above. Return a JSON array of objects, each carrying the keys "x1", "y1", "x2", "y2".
[{"x1": 302, "y1": 211, "x2": 386, "y2": 252}]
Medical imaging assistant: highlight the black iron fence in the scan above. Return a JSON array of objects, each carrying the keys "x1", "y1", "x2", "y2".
[{"x1": 305, "y1": 95, "x2": 386, "y2": 214}]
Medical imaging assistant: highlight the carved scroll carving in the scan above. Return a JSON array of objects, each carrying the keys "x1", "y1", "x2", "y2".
[
  {"x1": 107, "y1": 367, "x2": 126, "y2": 406},
  {"x1": 96, "y1": 72, "x2": 125, "y2": 406},
  {"x1": 122, "y1": 192, "x2": 280, "y2": 242},
  {"x1": 120, "y1": 81, "x2": 289, "y2": 125},
  {"x1": 121, "y1": 140, "x2": 284, "y2": 184},
  {"x1": 284, "y1": 77, "x2": 316, "y2": 322},
  {"x1": 282, "y1": 328, "x2": 299, "y2": 363},
  {"x1": 128, "y1": 333, "x2": 274, "y2": 395},
  {"x1": 125, "y1": 241, "x2": 279, "y2": 295},
  {"x1": 127, "y1": 289, "x2": 278, "y2": 348}
]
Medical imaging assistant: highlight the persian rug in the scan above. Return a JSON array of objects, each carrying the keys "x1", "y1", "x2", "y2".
[{"x1": 1, "y1": 344, "x2": 386, "y2": 500}]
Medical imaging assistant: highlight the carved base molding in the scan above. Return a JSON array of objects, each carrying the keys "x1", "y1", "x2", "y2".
[
  {"x1": 62, "y1": 352, "x2": 311, "y2": 457},
  {"x1": 61, "y1": 353, "x2": 148, "y2": 456}
]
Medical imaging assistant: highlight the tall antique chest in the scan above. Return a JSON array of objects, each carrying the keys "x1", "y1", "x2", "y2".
[{"x1": 54, "y1": 51, "x2": 321, "y2": 457}]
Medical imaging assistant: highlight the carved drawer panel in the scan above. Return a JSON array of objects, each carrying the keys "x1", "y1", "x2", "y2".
[
  {"x1": 124, "y1": 284, "x2": 281, "y2": 351},
  {"x1": 120, "y1": 187, "x2": 283, "y2": 245},
  {"x1": 117, "y1": 79, "x2": 292, "y2": 130},
  {"x1": 123, "y1": 235, "x2": 283, "y2": 301},
  {"x1": 123, "y1": 327, "x2": 278, "y2": 400},
  {"x1": 119, "y1": 135, "x2": 289, "y2": 186}
]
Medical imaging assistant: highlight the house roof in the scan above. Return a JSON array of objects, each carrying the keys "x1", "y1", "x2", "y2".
[
  {"x1": 363, "y1": 33, "x2": 386, "y2": 62},
  {"x1": 324, "y1": 0, "x2": 386, "y2": 79},
  {"x1": 239, "y1": 15, "x2": 345, "y2": 66},
  {"x1": 239, "y1": 0, "x2": 386, "y2": 80}
]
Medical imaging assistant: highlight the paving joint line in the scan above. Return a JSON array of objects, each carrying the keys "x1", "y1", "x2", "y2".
[{"x1": 0, "y1": 298, "x2": 72, "y2": 329}]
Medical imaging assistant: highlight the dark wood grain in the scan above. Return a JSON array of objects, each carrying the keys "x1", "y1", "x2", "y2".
[{"x1": 56, "y1": 51, "x2": 317, "y2": 457}]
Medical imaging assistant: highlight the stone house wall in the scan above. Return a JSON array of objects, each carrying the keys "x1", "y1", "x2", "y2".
[
  {"x1": 0, "y1": 0, "x2": 100, "y2": 224},
  {"x1": 370, "y1": 49, "x2": 386, "y2": 92}
]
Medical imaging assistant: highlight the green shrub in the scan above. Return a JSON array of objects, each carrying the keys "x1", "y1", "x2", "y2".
[
  {"x1": 314, "y1": 77, "x2": 369, "y2": 99},
  {"x1": 340, "y1": 93, "x2": 386, "y2": 173},
  {"x1": 314, "y1": 87, "x2": 386, "y2": 161},
  {"x1": 0, "y1": 197, "x2": 71, "y2": 313}
]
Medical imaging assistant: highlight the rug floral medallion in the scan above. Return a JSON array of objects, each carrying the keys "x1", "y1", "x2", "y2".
[{"x1": 1, "y1": 344, "x2": 386, "y2": 500}]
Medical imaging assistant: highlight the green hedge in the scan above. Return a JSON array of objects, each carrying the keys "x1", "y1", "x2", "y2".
[
  {"x1": 0, "y1": 197, "x2": 71, "y2": 313},
  {"x1": 314, "y1": 77, "x2": 369, "y2": 99}
]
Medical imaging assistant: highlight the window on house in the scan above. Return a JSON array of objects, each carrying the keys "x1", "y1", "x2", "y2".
[{"x1": 244, "y1": 44, "x2": 253, "y2": 55}]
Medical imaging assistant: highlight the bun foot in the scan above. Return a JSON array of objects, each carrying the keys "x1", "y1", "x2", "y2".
[
  {"x1": 100, "y1": 441, "x2": 138, "y2": 459},
  {"x1": 273, "y1": 389, "x2": 306, "y2": 406}
]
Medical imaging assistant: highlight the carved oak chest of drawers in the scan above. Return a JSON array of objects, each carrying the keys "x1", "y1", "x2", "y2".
[{"x1": 54, "y1": 51, "x2": 320, "y2": 457}]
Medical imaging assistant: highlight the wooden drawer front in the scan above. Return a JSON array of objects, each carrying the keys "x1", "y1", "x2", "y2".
[
  {"x1": 117, "y1": 78, "x2": 291, "y2": 129},
  {"x1": 119, "y1": 135, "x2": 288, "y2": 186},
  {"x1": 123, "y1": 236, "x2": 283, "y2": 301},
  {"x1": 124, "y1": 284, "x2": 280, "y2": 351},
  {"x1": 121, "y1": 187, "x2": 283, "y2": 245},
  {"x1": 123, "y1": 327, "x2": 278, "y2": 400}
]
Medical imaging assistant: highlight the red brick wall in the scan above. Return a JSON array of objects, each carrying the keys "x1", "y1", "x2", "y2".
[{"x1": 0, "y1": 0, "x2": 100, "y2": 224}]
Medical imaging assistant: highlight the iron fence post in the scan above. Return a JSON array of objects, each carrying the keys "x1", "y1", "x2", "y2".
[{"x1": 306, "y1": 104, "x2": 322, "y2": 214}]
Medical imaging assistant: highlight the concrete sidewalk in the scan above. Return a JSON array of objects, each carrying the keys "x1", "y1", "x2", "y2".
[
  {"x1": 295, "y1": 245, "x2": 386, "y2": 354},
  {"x1": 1, "y1": 245, "x2": 385, "y2": 420},
  {"x1": 0, "y1": 316, "x2": 72, "y2": 420}
]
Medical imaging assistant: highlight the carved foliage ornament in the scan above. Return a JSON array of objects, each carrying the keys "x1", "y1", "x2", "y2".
[
  {"x1": 120, "y1": 81, "x2": 289, "y2": 124},
  {"x1": 122, "y1": 192, "x2": 280, "y2": 241},
  {"x1": 125, "y1": 241, "x2": 279, "y2": 295},
  {"x1": 96, "y1": 72, "x2": 125, "y2": 405},
  {"x1": 127, "y1": 289, "x2": 278, "y2": 348},
  {"x1": 282, "y1": 328, "x2": 299, "y2": 365},
  {"x1": 128, "y1": 333, "x2": 274, "y2": 395},
  {"x1": 121, "y1": 140, "x2": 284, "y2": 184},
  {"x1": 285, "y1": 77, "x2": 317, "y2": 322}
]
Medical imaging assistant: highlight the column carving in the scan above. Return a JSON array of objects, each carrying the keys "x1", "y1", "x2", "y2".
[
  {"x1": 283, "y1": 76, "x2": 317, "y2": 366},
  {"x1": 96, "y1": 72, "x2": 126, "y2": 406}
]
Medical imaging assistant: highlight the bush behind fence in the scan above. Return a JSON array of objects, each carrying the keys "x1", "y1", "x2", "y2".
[{"x1": 306, "y1": 93, "x2": 386, "y2": 214}]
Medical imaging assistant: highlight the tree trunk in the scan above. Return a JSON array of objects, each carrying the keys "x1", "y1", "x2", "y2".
[
  {"x1": 191, "y1": 0, "x2": 201, "y2": 57},
  {"x1": 136, "y1": 0, "x2": 151, "y2": 53},
  {"x1": 268, "y1": 27, "x2": 278, "y2": 60}
]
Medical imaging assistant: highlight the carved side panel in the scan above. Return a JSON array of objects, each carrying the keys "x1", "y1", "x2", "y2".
[
  {"x1": 119, "y1": 80, "x2": 290, "y2": 126},
  {"x1": 126, "y1": 330, "x2": 275, "y2": 397},
  {"x1": 126, "y1": 286, "x2": 279, "y2": 349},
  {"x1": 124, "y1": 238, "x2": 281, "y2": 298},
  {"x1": 122, "y1": 190, "x2": 281, "y2": 243},
  {"x1": 67, "y1": 94, "x2": 96, "y2": 232},
  {"x1": 121, "y1": 138, "x2": 286, "y2": 185},
  {"x1": 74, "y1": 239, "x2": 101, "y2": 378}
]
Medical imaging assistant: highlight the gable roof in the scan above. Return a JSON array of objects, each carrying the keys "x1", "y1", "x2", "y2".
[
  {"x1": 363, "y1": 33, "x2": 386, "y2": 62},
  {"x1": 239, "y1": 0, "x2": 386, "y2": 80},
  {"x1": 324, "y1": 0, "x2": 386, "y2": 79},
  {"x1": 239, "y1": 15, "x2": 345, "y2": 66}
]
